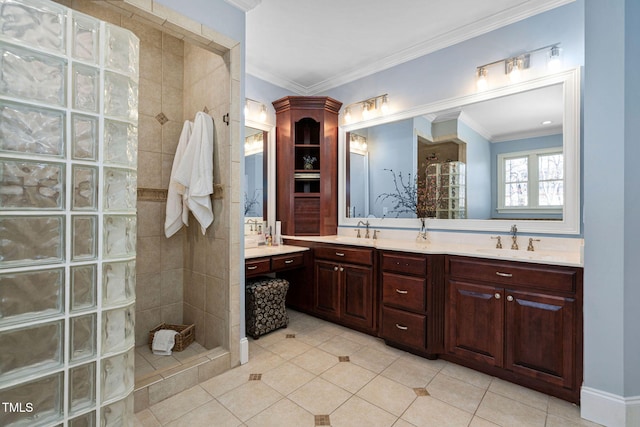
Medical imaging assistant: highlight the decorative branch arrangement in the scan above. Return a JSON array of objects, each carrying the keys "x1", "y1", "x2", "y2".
[
  {"x1": 376, "y1": 168, "x2": 434, "y2": 218},
  {"x1": 244, "y1": 190, "x2": 261, "y2": 215}
]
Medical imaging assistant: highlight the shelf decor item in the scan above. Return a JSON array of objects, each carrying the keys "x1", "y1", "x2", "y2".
[{"x1": 302, "y1": 155, "x2": 317, "y2": 170}]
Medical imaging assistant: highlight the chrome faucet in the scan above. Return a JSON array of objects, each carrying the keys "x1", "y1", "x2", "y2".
[
  {"x1": 510, "y1": 224, "x2": 518, "y2": 250},
  {"x1": 357, "y1": 220, "x2": 370, "y2": 239}
]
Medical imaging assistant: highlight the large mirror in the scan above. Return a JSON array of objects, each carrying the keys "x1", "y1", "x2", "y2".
[
  {"x1": 339, "y1": 68, "x2": 580, "y2": 234},
  {"x1": 244, "y1": 120, "x2": 275, "y2": 234}
]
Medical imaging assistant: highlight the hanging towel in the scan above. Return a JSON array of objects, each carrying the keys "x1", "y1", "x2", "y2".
[
  {"x1": 152, "y1": 329, "x2": 179, "y2": 355},
  {"x1": 173, "y1": 112, "x2": 215, "y2": 234},
  {"x1": 164, "y1": 120, "x2": 193, "y2": 238}
]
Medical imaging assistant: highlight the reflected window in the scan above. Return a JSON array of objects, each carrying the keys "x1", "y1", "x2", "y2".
[{"x1": 498, "y1": 149, "x2": 563, "y2": 211}]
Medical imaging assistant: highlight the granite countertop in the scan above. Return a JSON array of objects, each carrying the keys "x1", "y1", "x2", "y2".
[{"x1": 244, "y1": 244, "x2": 310, "y2": 260}]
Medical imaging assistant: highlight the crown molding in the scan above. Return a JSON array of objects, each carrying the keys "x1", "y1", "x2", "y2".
[
  {"x1": 261, "y1": 0, "x2": 575, "y2": 95},
  {"x1": 224, "y1": 0, "x2": 261, "y2": 12},
  {"x1": 246, "y1": 68, "x2": 312, "y2": 95}
]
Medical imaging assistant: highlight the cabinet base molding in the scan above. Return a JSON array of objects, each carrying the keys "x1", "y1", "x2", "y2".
[
  {"x1": 580, "y1": 387, "x2": 640, "y2": 427},
  {"x1": 440, "y1": 353, "x2": 580, "y2": 403}
]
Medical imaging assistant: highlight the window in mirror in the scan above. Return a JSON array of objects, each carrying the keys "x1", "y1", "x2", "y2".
[{"x1": 498, "y1": 148, "x2": 563, "y2": 213}]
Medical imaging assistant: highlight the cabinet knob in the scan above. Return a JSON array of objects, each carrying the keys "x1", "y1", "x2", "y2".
[
  {"x1": 334, "y1": 266, "x2": 338, "y2": 271},
  {"x1": 339, "y1": 267, "x2": 344, "y2": 272},
  {"x1": 395, "y1": 324, "x2": 408, "y2": 331},
  {"x1": 395, "y1": 289, "x2": 409, "y2": 295},
  {"x1": 494, "y1": 292, "x2": 501, "y2": 299},
  {"x1": 507, "y1": 295, "x2": 514, "y2": 302}
]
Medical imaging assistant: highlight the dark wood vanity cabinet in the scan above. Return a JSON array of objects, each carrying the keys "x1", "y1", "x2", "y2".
[
  {"x1": 313, "y1": 245, "x2": 375, "y2": 333},
  {"x1": 273, "y1": 96, "x2": 342, "y2": 236},
  {"x1": 379, "y1": 251, "x2": 445, "y2": 358},
  {"x1": 444, "y1": 255, "x2": 582, "y2": 403}
]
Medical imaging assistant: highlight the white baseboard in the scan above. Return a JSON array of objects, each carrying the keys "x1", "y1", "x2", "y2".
[
  {"x1": 581, "y1": 386, "x2": 640, "y2": 427},
  {"x1": 239, "y1": 337, "x2": 249, "y2": 364}
]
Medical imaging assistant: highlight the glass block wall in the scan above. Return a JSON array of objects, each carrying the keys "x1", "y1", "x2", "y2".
[{"x1": 0, "y1": 0, "x2": 138, "y2": 425}]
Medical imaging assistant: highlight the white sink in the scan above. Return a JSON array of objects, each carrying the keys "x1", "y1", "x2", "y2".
[
  {"x1": 475, "y1": 248, "x2": 557, "y2": 261},
  {"x1": 245, "y1": 236, "x2": 259, "y2": 248}
]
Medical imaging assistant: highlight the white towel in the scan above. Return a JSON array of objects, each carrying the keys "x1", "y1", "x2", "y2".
[
  {"x1": 164, "y1": 120, "x2": 193, "y2": 238},
  {"x1": 152, "y1": 329, "x2": 179, "y2": 355},
  {"x1": 173, "y1": 112, "x2": 215, "y2": 234}
]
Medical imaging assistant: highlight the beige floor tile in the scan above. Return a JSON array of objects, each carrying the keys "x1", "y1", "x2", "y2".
[
  {"x1": 295, "y1": 326, "x2": 340, "y2": 347},
  {"x1": 164, "y1": 399, "x2": 242, "y2": 427},
  {"x1": 199, "y1": 365, "x2": 251, "y2": 397},
  {"x1": 356, "y1": 375, "x2": 417, "y2": 416},
  {"x1": 248, "y1": 329, "x2": 289, "y2": 348},
  {"x1": 320, "y1": 360, "x2": 377, "y2": 393},
  {"x1": 381, "y1": 356, "x2": 440, "y2": 388},
  {"x1": 426, "y1": 372, "x2": 486, "y2": 413},
  {"x1": 290, "y1": 347, "x2": 339, "y2": 375},
  {"x1": 545, "y1": 414, "x2": 604, "y2": 427},
  {"x1": 402, "y1": 395, "x2": 473, "y2": 427},
  {"x1": 547, "y1": 397, "x2": 601, "y2": 425},
  {"x1": 217, "y1": 380, "x2": 282, "y2": 421},
  {"x1": 260, "y1": 361, "x2": 316, "y2": 395},
  {"x1": 440, "y1": 362, "x2": 493, "y2": 389},
  {"x1": 136, "y1": 354, "x2": 156, "y2": 378},
  {"x1": 262, "y1": 337, "x2": 312, "y2": 360},
  {"x1": 238, "y1": 349, "x2": 287, "y2": 374},
  {"x1": 330, "y1": 395, "x2": 398, "y2": 427},
  {"x1": 469, "y1": 416, "x2": 501, "y2": 427},
  {"x1": 319, "y1": 334, "x2": 365, "y2": 356},
  {"x1": 350, "y1": 345, "x2": 399, "y2": 373},
  {"x1": 488, "y1": 378, "x2": 549, "y2": 411},
  {"x1": 340, "y1": 329, "x2": 382, "y2": 346},
  {"x1": 475, "y1": 392, "x2": 547, "y2": 427},
  {"x1": 392, "y1": 419, "x2": 418, "y2": 427},
  {"x1": 245, "y1": 398, "x2": 315, "y2": 427},
  {"x1": 288, "y1": 377, "x2": 352, "y2": 414},
  {"x1": 134, "y1": 409, "x2": 161, "y2": 427},
  {"x1": 149, "y1": 385, "x2": 212, "y2": 424}
]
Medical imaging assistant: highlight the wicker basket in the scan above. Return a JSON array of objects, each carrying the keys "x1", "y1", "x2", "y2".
[{"x1": 148, "y1": 323, "x2": 195, "y2": 352}]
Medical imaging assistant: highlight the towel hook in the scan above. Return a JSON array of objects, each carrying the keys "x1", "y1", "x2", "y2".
[
  {"x1": 202, "y1": 105, "x2": 209, "y2": 114},
  {"x1": 222, "y1": 113, "x2": 229, "y2": 126}
]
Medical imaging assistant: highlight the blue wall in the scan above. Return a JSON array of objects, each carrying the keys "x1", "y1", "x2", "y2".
[{"x1": 457, "y1": 120, "x2": 492, "y2": 219}]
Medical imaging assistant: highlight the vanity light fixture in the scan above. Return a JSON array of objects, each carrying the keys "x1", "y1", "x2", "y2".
[
  {"x1": 350, "y1": 133, "x2": 368, "y2": 155},
  {"x1": 244, "y1": 98, "x2": 268, "y2": 122},
  {"x1": 342, "y1": 93, "x2": 390, "y2": 123},
  {"x1": 475, "y1": 43, "x2": 560, "y2": 91}
]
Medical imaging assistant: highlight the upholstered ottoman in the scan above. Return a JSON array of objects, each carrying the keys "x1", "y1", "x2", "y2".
[{"x1": 245, "y1": 276, "x2": 289, "y2": 339}]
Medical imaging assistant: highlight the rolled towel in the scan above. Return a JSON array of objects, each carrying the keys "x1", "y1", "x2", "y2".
[{"x1": 152, "y1": 329, "x2": 179, "y2": 355}]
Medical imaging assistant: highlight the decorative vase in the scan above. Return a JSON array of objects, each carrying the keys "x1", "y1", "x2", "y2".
[{"x1": 304, "y1": 161, "x2": 314, "y2": 170}]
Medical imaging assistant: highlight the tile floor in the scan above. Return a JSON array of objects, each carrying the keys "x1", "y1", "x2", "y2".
[
  {"x1": 134, "y1": 310, "x2": 601, "y2": 427},
  {"x1": 136, "y1": 341, "x2": 212, "y2": 380}
]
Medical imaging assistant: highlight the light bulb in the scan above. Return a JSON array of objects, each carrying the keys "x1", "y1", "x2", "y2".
[
  {"x1": 362, "y1": 102, "x2": 370, "y2": 120},
  {"x1": 380, "y1": 95, "x2": 389, "y2": 114},
  {"x1": 476, "y1": 67, "x2": 488, "y2": 91},
  {"x1": 508, "y1": 59, "x2": 522, "y2": 83},
  {"x1": 547, "y1": 46, "x2": 562, "y2": 72},
  {"x1": 259, "y1": 105, "x2": 267, "y2": 121},
  {"x1": 344, "y1": 107, "x2": 352, "y2": 123},
  {"x1": 244, "y1": 100, "x2": 249, "y2": 117}
]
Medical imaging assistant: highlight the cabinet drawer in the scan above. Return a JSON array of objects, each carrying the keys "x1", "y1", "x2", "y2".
[
  {"x1": 448, "y1": 256, "x2": 576, "y2": 293},
  {"x1": 315, "y1": 246, "x2": 373, "y2": 265},
  {"x1": 381, "y1": 252, "x2": 427, "y2": 276},
  {"x1": 245, "y1": 258, "x2": 271, "y2": 277},
  {"x1": 382, "y1": 273, "x2": 426, "y2": 312},
  {"x1": 271, "y1": 252, "x2": 304, "y2": 271},
  {"x1": 381, "y1": 306, "x2": 426, "y2": 349}
]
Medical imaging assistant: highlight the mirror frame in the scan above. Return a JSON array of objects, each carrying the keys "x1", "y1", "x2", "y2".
[
  {"x1": 245, "y1": 119, "x2": 276, "y2": 227},
  {"x1": 338, "y1": 67, "x2": 581, "y2": 235}
]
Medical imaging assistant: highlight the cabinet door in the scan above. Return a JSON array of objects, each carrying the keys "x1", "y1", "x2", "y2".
[
  {"x1": 447, "y1": 280, "x2": 503, "y2": 367},
  {"x1": 505, "y1": 289, "x2": 576, "y2": 388},
  {"x1": 341, "y1": 263, "x2": 374, "y2": 330},
  {"x1": 314, "y1": 260, "x2": 340, "y2": 319}
]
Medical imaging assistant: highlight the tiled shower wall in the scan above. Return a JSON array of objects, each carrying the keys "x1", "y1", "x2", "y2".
[{"x1": 182, "y1": 43, "x2": 231, "y2": 349}]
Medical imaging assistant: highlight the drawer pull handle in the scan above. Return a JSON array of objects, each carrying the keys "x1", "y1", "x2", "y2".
[
  {"x1": 247, "y1": 265, "x2": 258, "y2": 270},
  {"x1": 496, "y1": 271, "x2": 513, "y2": 277},
  {"x1": 395, "y1": 324, "x2": 408, "y2": 331},
  {"x1": 507, "y1": 295, "x2": 514, "y2": 302},
  {"x1": 494, "y1": 293, "x2": 501, "y2": 299},
  {"x1": 336, "y1": 252, "x2": 345, "y2": 257},
  {"x1": 284, "y1": 259, "x2": 294, "y2": 264},
  {"x1": 395, "y1": 289, "x2": 408, "y2": 294}
]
